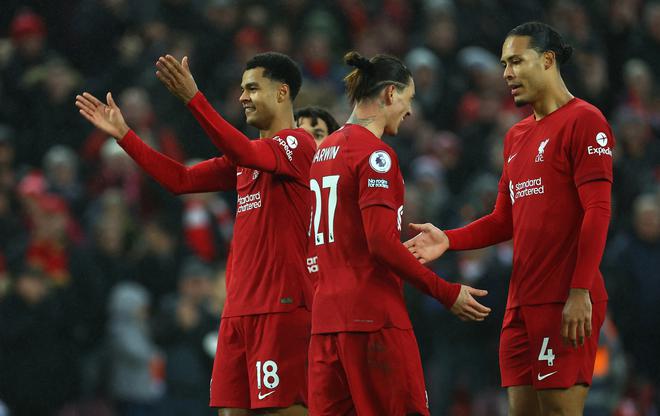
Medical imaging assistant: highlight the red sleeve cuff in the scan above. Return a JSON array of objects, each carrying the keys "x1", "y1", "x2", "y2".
[{"x1": 187, "y1": 90, "x2": 206, "y2": 110}]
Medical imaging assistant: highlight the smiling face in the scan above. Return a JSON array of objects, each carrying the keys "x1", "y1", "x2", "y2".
[
  {"x1": 384, "y1": 78, "x2": 415, "y2": 136},
  {"x1": 500, "y1": 35, "x2": 549, "y2": 107},
  {"x1": 239, "y1": 67, "x2": 282, "y2": 130}
]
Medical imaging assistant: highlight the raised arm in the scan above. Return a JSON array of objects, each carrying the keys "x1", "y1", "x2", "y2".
[
  {"x1": 155, "y1": 55, "x2": 277, "y2": 172},
  {"x1": 76, "y1": 92, "x2": 236, "y2": 194}
]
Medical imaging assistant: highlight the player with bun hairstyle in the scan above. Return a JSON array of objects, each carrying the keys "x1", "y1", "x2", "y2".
[
  {"x1": 405, "y1": 22, "x2": 615, "y2": 415},
  {"x1": 306, "y1": 51, "x2": 491, "y2": 415}
]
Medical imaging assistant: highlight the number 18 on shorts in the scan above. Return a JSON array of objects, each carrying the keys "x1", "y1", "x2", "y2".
[{"x1": 255, "y1": 360, "x2": 280, "y2": 400}]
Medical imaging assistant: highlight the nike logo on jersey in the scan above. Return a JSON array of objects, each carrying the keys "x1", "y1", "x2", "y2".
[
  {"x1": 258, "y1": 391, "x2": 275, "y2": 400},
  {"x1": 237, "y1": 170, "x2": 243, "y2": 176},
  {"x1": 537, "y1": 371, "x2": 558, "y2": 381},
  {"x1": 507, "y1": 153, "x2": 517, "y2": 163}
]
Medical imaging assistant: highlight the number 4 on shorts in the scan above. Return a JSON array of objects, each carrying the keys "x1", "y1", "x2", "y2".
[{"x1": 538, "y1": 337, "x2": 555, "y2": 366}]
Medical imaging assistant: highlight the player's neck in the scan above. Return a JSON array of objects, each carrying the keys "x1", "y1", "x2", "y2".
[
  {"x1": 531, "y1": 77, "x2": 574, "y2": 120},
  {"x1": 347, "y1": 105, "x2": 385, "y2": 139},
  {"x1": 259, "y1": 111, "x2": 295, "y2": 139}
]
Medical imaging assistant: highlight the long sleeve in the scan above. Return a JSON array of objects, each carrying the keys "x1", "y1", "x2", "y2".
[
  {"x1": 118, "y1": 130, "x2": 236, "y2": 194},
  {"x1": 187, "y1": 92, "x2": 277, "y2": 171},
  {"x1": 445, "y1": 191, "x2": 513, "y2": 250},
  {"x1": 570, "y1": 180, "x2": 611, "y2": 290},
  {"x1": 361, "y1": 204, "x2": 461, "y2": 309}
]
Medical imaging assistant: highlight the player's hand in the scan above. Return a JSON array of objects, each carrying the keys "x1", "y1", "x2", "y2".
[
  {"x1": 450, "y1": 285, "x2": 491, "y2": 322},
  {"x1": 403, "y1": 223, "x2": 449, "y2": 264},
  {"x1": 76, "y1": 92, "x2": 130, "y2": 140},
  {"x1": 561, "y1": 288, "x2": 592, "y2": 347},
  {"x1": 156, "y1": 54, "x2": 199, "y2": 104}
]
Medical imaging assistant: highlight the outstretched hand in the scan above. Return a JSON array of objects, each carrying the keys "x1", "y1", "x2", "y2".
[
  {"x1": 156, "y1": 54, "x2": 199, "y2": 104},
  {"x1": 450, "y1": 285, "x2": 491, "y2": 322},
  {"x1": 75, "y1": 92, "x2": 130, "y2": 140},
  {"x1": 403, "y1": 223, "x2": 449, "y2": 264}
]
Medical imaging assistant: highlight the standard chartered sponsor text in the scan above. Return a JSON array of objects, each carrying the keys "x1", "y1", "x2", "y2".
[
  {"x1": 514, "y1": 177, "x2": 544, "y2": 199},
  {"x1": 237, "y1": 192, "x2": 262, "y2": 213}
]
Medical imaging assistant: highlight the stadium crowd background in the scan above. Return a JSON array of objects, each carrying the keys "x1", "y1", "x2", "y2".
[{"x1": 0, "y1": 0, "x2": 658, "y2": 415}]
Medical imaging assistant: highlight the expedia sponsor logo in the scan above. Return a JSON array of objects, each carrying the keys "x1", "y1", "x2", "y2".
[
  {"x1": 588, "y1": 132, "x2": 612, "y2": 156},
  {"x1": 587, "y1": 146, "x2": 612, "y2": 156},
  {"x1": 273, "y1": 136, "x2": 294, "y2": 161},
  {"x1": 512, "y1": 177, "x2": 545, "y2": 201},
  {"x1": 237, "y1": 191, "x2": 262, "y2": 213},
  {"x1": 286, "y1": 135, "x2": 298, "y2": 149}
]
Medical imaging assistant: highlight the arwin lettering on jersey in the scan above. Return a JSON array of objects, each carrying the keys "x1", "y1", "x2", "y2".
[
  {"x1": 273, "y1": 136, "x2": 294, "y2": 161},
  {"x1": 237, "y1": 191, "x2": 262, "y2": 213},
  {"x1": 312, "y1": 146, "x2": 340, "y2": 163}
]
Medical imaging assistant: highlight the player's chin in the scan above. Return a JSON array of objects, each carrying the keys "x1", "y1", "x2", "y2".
[
  {"x1": 385, "y1": 123, "x2": 400, "y2": 136},
  {"x1": 245, "y1": 113, "x2": 262, "y2": 127},
  {"x1": 513, "y1": 96, "x2": 529, "y2": 107}
]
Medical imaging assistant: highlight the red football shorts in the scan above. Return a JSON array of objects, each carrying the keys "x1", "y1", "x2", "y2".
[
  {"x1": 499, "y1": 301, "x2": 607, "y2": 389},
  {"x1": 308, "y1": 328, "x2": 430, "y2": 416},
  {"x1": 210, "y1": 307, "x2": 310, "y2": 409}
]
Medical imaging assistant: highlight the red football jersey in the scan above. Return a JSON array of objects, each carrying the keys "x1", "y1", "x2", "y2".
[
  {"x1": 222, "y1": 128, "x2": 316, "y2": 317},
  {"x1": 308, "y1": 124, "x2": 416, "y2": 334},
  {"x1": 500, "y1": 98, "x2": 614, "y2": 308}
]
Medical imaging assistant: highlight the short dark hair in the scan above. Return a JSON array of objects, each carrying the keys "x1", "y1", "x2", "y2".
[
  {"x1": 245, "y1": 52, "x2": 302, "y2": 100},
  {"x1": 343, "y1": 51, "x2": 412, "y2": 105},
  {"x1": 295, "y1": 106, "x2": 340, "y2": 134},
  {"x1": 507, "y1": 22, "x2": 573, "y2": 66}
]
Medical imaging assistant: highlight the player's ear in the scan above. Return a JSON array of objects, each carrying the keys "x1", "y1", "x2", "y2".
[
  {"x1": 277, "y1": 83, "x2": 290, "y2": 103},
  {"x1": 383, "y1": 84, "x2": 396, "y2": 105},
  {"x1": 543, "y1": 50, "x2": 556, "y2": 70}
]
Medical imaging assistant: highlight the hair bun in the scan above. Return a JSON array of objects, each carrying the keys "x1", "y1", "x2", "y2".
[{"x1": 344, "y1": 51, "x2": 373, "y2": 72}]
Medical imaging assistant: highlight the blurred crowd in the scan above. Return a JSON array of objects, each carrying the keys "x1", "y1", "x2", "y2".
[{"x1": 0, "y1": 1, "x2": 658, "y2": 415}]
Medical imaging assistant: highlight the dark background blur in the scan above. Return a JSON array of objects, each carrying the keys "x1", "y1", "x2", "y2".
[{"x1": 0, "y1": 1, "x2": 658, "y2": 415}]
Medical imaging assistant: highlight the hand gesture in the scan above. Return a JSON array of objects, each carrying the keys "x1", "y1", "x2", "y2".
[
  {"x1": 561, "y1": 288, "x2": 592, "y2": 347},
  {"x1": 450, "y1": 285, "x2": 491, "y2": 321},
  {"x1": 403, "y1": 223, "x2": 449, "y2": 264},
  {"x1": 75, "y1": 92, "x2": 130, "y2": 140},
  {"x1": 156, "y1": 55, "x2": 199, "y2": 104}
]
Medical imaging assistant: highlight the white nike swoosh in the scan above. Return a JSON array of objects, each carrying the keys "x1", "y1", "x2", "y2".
[
  {"x1": 537, "y1": 371, "x2": 558, "y2": 381},
  {"x1": 258, "y1": 391, "x2": 275, "y2": 400},
  {"x1": 236, "y1": 171, "x2": 243, "y2": 176},
  {"x1": 508, "y1": 153, "x2": 517, "y2": 163}
]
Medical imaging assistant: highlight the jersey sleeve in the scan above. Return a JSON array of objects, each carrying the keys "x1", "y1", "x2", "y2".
[
  {"x1": 498, "y1": 131, "x2": 512, "y2": 194},
  {"x1": 262, "y1": 129, "x2": 315, "y2": 183},
  {"x1": 569, "y1": 110, "x2": 615, "y2": 186},
  {"x1": 187, "y1": 91, "x2": 277, "y2": 172},
  {"x1": 355, "y1": 145, "x2": 402, "y2": 210},
  {"x1": 361, "y1": 204, "x2": 461, "y2": 308},
  {"x1": 119, "y1": 129, "x2": 237, "y2": 193}
]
